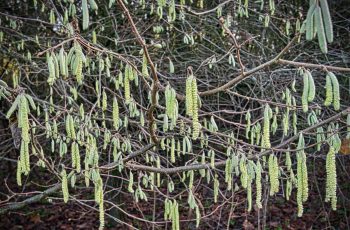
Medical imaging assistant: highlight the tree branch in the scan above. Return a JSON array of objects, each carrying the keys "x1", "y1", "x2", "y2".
[
  {"x1": 278, "y1": 59, "x2": 350, "y2": 72},
  {"x1": 199, "y1": 35, "x2": 299, "y2": 97},
  {"x1": 0, "y1": 143, "x2": 155, "y2": 215},
  {"x1": 117, "y1": 0, "x2": 160, "y2": 144},
  {"x1": 125, "y1": 108, "x2": 350, "y2": 174}
]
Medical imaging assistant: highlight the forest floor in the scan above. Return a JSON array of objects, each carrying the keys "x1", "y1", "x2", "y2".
[{"x1": 1, "y1": 156, "x2": 349, "y2": 230}]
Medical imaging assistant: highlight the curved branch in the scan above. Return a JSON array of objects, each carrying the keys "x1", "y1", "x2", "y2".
[
  {"x1": 278, "y1": 59, "x2": 350, "y2": 72},
  {"x1": 199, "y1": 35, "x2": 299, "y2": 97},
  {"x1": 117, "y1": 0, "x2": 160, "y2": 144},
  {"x1": 0, "y1": 143, "x2": 155, "y2": 215},
  {"x1": 126, "y1": 108, "x2": 350, "y2": 174}
]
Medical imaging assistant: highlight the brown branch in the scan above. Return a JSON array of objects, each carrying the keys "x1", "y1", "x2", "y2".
[
  {"x1": 199, "y1": 35, "x2": 299, "y2": 97},
  {"x1": 219, "y1": 17, "x2": 245, "y2": 74},
  {"x1": 278, "y1": 59, "x2": 350, "y2": 72},
  {"x1": 125, "y1": 108, "x2": 350, "y2": 174},
  {"x1": 116, "y1": 0, "x2": 159, "y2": 144},
  {"x1": 0, "y1": 143, "x2": 155, "y2": 215}
]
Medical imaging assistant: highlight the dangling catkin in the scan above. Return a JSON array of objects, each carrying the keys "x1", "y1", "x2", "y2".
[
  {"x1": 302, "y1": 71, "x2": 309, "y2": 112},
  {"x1": 268, "y1": 154, "x2": 279, "y2": 196},
  {"x1": 262, "y1": 104, "x2": 271, "y2": 149},
  {"x1": 325, "y1": 146, "x2": 337, "y2": 210},
  {"x1": 306, "y1": 70, "x2": 315, "y2": 102},
  {"x1": 124, "y1": 69, "x2": 131, "y2": 104},
  {"x1": 214, "y1": 174, "x2": 219, "y2": 203},
  {"x1": 256, "y1": 160, "x2": 262, "y2": 208},
  {"x1": 16, "y1": 158, "x2": 22, "y2": 186},
  {"x1": 113, "y1": 97, "x2": 119, "y2": 129},
  {"x1": 61, "y1": 168, "x2": 69, "y2": 203},
  {"x1": 324, "y1": 73, "x2": 333, "y2": 106},
  {"x1": 186, "y1": 75, "x2": 193, "y2": 116},
  {"x1": 82, "y1": 0, "x2": 89, "y2": 30},
  {"x1": 328, "y1": 72, "x2": 340, "y2": 111},
  {"x1": 315, "y1": 5, "x2": 328, "y2": 53},
  {"x1": 320, "y1": 0, "x2": 333, "y2": 43},
  {"x1": 102, "y1": 89, "x2": 107, "y2": 111},
  {"x1": 191, "y1": 77, "x2": 200, "y2": 140}
]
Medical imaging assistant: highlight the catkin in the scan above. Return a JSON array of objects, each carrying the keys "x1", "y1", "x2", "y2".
[
  {"x1": 329, "y1": 72, "x2": 340, "y2": 111},
  {"x1": 296, "y1": 151, "x2": 303, "y2": 216},
  {"x1": 59, "y1": 47, "x2": 66, "y2": 77},
  {"x1": 268, "y1": 154, "x2": 279, "y2": 196},
  {"x1": 214, "y1": 174, "x2": 219, "y2": 203},
  {"x1": 245, "y1": 110, "x2": 251, "y2": 139},
  {"x1": 306, "y1": 1, "x2": 316, "y2": 41},
  {"x1": 75, "y1": 142, "x2": 81, "y2": 173},
  {"x1": 325, "y1": 146, "x2": 337, "y2": 210},
  {"x1": 69, "y1": 115, "x2": 76, "y2": 140},
  {"x1": 102, "y1": 90, "x2": 107, "y2": 111},
  {"x1": 324, "y1": 73, "x2": 333, "y2": 106},
  {"x1": 262, "y1": 104, "x2": 271, "y2": 149},
  {"x1": 113, "y1": 97, "x2": 119, "y2": 129},
  {"x1": 306, "y1": 70, "x2": 315, "y2": 102},
  {"x1": 302, "y1": 71, "x2": 309, "y2": 112},
  {"x1": 247, "y1": 176, "x2": 252, "y2": 212},
  {"x1": 255, "y1": 160, "x2": 262, "y2": 208},
  {"x1": 16, "y1": 158, "x2": 22, "y2": 186},
  {"x1": 128, "y1": 171, "x2": 134, "y2": 193},
  {"x1": 142, "y1": 53, "x2": 149, "y2": 77},
  {"x1": 65, "y1": 115, "x2": 71, "y2": 142},
  {"x1": 61, "y1": 169, "x2": 69, "y2": 203},
  {"x1": 82, "y1": 0, "x2": 89, "y2": 30},
  {"x1": 170, "y1": 137, "x2": 175, "y2": 163},
  {"x1": 47, "y1": 55, "x2": 56, "y2": 85},
  {"x1": 191, "y1": 77, "x2": 200, "y2": 140},
  {"x1": 240, "y1": 158, "x2": 248, "y2": 189},
  {"x1": 186, "y1": 75, "x2": 193, "y2": 117},
  {"x1": 75, "y1": 50, "x2": 83, "y2": 85},
  {"x1": 296, "y1": 133, "x2": 308, "y2": 217},
  {"x1": 169, "y1": 58, "x2": 174, "y2": 73},
  {"x1": 320, "y1": 0, "x2": 333, "y2": 43},
  {"x1": 315, "y1": 5, "x2": 328, "y2": 53},
  {"x1": 124, "y1": 69, "x2": 131, "y2": 104}
]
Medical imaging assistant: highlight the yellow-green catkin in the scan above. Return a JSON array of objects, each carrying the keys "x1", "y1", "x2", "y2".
[
  {"x1": 262, "y1": 104, "x2": 271, "y2": 149},
  {"x1": 324, "y1": 73, "x2": 333, "y2": 106},
  {"x1": 102, "y1": 89, "x2": 107, "y2": 111},
  {"x1": 306, "y1": 70, "x2": 315, "y2": 102},
  {"x1": 268, "y1": 154, "x2": 279, "y2": 196},
  {"x1": 328, "y1": 72, "x2": 340, "y2": 110},
  {"x1": 124, "y1": 68, "x2": 131, "y2": 104},
  {"x1": 142, "y1": 53, "x2": 149, "y2": 77},
  {"x1": 256, "y1": 160, "x2": 262, "y2": 208},
  {"x1": 170, "y1": 137, "x2": 176, "y2": 163},
  {"x1": 16, "y1": 158, "x2": 22, "y2": 186},
  {"x1": 128, "y1": 171, "x2": 134, "y2": 193},
  {"x1": 98, "y1": 183, "x2": 105, "y2": 230},
  {"x1": 325, "y1": 146, "x2": 337, "y2": 210},
  {"x1": 240, "y1": 157, "x2": 248, "y2": 189},
  {"x1": 214, "y1": 174, "x2": 219, "y2": 203},
  {"x1": 191, "y1": 77, "x2": 200, "y2": 140},
  {"x1": 113, "y1": 97, "x2": 119, "y2": 129},
  {"x1": 61, "y1": 168, "x2": 69, "y2": 203},
  {"x1": 296, "y1": 133, "x2": 308, "y2": 217},
  {"x1": 186, "y1": 75, "x2": 193, "y2": 117},
  {"x1": 302, "y1": 70, "x2": 309, "y2": 112}
]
